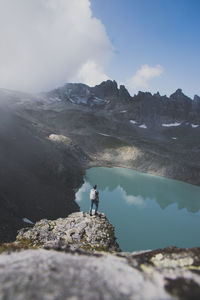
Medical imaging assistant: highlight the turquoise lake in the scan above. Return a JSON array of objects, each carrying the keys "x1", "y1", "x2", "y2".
[{"x1": 75, "y1": 167, "x2": 200, "y2": 252}]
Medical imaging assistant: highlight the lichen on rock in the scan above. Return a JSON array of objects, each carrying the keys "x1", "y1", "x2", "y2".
[
  {"x1": 16, "y1": 212, "x2": 121, "y2": 252},
  {"x1": 1, "y1": 216, "x2": 200, "y2": 299}
]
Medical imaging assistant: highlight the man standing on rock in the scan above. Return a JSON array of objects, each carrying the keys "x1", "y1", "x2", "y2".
[{"x1": 89, "y1": 185, "x2": 99, "y2": 216}]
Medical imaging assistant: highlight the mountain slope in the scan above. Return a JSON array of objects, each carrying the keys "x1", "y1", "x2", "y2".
[
  {"x1": 0, "y1": 90, "x2": 84, "y2": 242},
  {"x1": 46, "y1": 81, "x2": 200, "y2": 185},
  {"x1": 0, "y1": 81, "x2": 200, "y2": 242}
]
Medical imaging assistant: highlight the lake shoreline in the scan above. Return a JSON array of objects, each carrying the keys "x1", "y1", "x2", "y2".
[
  {"x1": 76, "y1": 166, "x2": 200, "y2": 252},
  {"x1": 85, "y1": 154, "x2": 200, "y2": 187}
]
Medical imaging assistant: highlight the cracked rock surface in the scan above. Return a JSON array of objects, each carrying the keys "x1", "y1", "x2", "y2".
[{"x1": 16, "y1": 212, "x2": 120, "y2": 252}]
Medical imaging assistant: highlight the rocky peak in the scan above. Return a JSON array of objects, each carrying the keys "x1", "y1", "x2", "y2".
[
  {"x1": 92, "y1": 80, "x2": 119, "y2": 99},
  {"x1": 64, "y1": 83, "x2": 90, "y2": 96},
  {"x1": 169, "y1": 89, "x2": 192, "y2": 121},
  {"x1": 194, "y1": 94, "x2": 200, "y2": 102},
  {"x1": 17, "y1": 212, "x2": 120, "y2": 252},
  {"x1": 46, "y1": 81, "x2": 200, "y2": 124},
  {"x1": 153, "y1": 92, "x2": 161, "y2": 97},
  {"x1": 99, "y1": 79, "x2": 118, "y2": 91},
  {"x1": 133, "y1": 91, "x2": 155, "y2": 104},
  {"x1": 137, "y1": 91, "x2": 153, "y2": 97},
  {"x1": 173, "y1": 88, "x2": 183, "y2": 95},
  {"x1": 170, "y1": 89, "x2": 191, "y2": 102},
  {"x1": 119, "y1": 84, "x2": 131, "y2": 101},
  {"x1": 47, "y1": 82, "x2": 92, "y2": 104}
]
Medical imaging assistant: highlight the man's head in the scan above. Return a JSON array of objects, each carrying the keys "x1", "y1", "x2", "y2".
[{"x1": 93, "y1": 185, "x2": 97, "y2": 189}]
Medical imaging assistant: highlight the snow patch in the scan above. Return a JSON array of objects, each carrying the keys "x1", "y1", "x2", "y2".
[
  {"x1": 162, "y1": 122, "x2": 181, "y2": 127},
  {"x1": 171, "y1": 137, "x2": 177, "y2": 140},
  {"x1": 191, "y1": 124, "x2": 199, "y2": 128},
  {"x1": 48, "y1": 134, "x2": 72, "y2": 144},
  {"x1": 69, "y1": 97, "x2": 75, "y2": 103},
  {"x1": 50, "y1": 96, "x2": 62, "y2": 102},
  {"x1": 23, "y1": 218, "x2": 34, "y2": 225},
  {"x1": 98, "y1": 133, "x2": 111, "y2": 137},
  {"x1": 139, "y1": 124, "x2": 147, "y2": 129},
  {"x1": 120, "y1": 110, "x2": 127, "y2": 113},
  {"x1": 130, "y1": 120, "x2": 137, "y2": 124},
  {"x1": 75, "y1": 97, "x2": 88, "y2": 104},
  {"x1": 93, "y1": 97, "x2": 105, "y2": 103}
]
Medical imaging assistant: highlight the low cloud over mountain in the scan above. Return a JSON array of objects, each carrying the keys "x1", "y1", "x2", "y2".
[{"x1": 0, "y1": 0, "x2": 112, "y2": 92}]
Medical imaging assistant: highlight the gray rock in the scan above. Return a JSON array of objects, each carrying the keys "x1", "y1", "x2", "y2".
[
  {"x1": 2, "y1": 214, "x2": 200, "y2": 299},
  {"x1": 0, "y1": 247, "x2": 200, "y2": 300},
  {"x1": 16, "y1": 212, "x2": 120, "y2": 252}
]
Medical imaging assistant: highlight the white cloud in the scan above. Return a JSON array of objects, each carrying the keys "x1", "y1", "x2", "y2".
[
  {"x1": 118, "y1": 186, "x2": 145, "y2": 207},
  {"x1": 127, "y1": 64, "x2": 164, "y2": 93},
  {"x1": 0, "y1": 0, "x2": 112, "y2": 92},
  {"x1": 75, "y1": 182, "x2": 90, "y2": 202},
  {"x1": 74, "y1": 60, "x2": 110, "y2": 86}
]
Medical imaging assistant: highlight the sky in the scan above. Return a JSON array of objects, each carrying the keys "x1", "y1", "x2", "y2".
[
  {"x1": 0, "y1": 0, "x2": 199, "y2": 97},
  {"x1": 90, "y1": 0, "x2": 200, "y2": 97}
]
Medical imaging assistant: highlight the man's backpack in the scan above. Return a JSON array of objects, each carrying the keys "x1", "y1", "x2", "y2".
[{"x1": 90, "y1": 189, "x2": 96, "y2": 200}]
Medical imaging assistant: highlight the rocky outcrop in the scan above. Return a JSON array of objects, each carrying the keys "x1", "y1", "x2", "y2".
[
  {"x1": 92, "y1": 80, "x2": 119, "y2": 98},
  {"x1": 16, "y1": 212, "x2": 120, "y2": 252},
  {"x1": 1, "y1": 213, "x2": 200, "y2": 299}
]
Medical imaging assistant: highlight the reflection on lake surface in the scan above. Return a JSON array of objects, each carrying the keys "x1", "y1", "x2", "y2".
[{"x1": 75, "y1": 167, "x2": 200, "y2": 251}]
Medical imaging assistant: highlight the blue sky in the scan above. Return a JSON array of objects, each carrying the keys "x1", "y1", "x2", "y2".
[{"x1": 90, "y1": 0, "x2": 200, "y2": 97}]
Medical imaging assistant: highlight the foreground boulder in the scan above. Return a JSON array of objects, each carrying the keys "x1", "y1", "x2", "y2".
[
  {"x1": 1, "y1": 213, "x2": 200, "y2": 299},
  {"x1": 1, "y1": 247, "x2": 200, "y2": 300},
  {"x1": 16, "y1": 212, "x2": 120, "y2": 252}
]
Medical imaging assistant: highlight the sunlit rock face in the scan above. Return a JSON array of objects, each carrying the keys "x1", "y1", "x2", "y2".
[{"x1": 17, "y1": 212, "x2": 120, "y2": 252}]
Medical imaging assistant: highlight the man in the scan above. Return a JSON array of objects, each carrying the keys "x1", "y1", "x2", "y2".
[{"x1": 89, "y1": 184, "x2": 99, "y2": 216}]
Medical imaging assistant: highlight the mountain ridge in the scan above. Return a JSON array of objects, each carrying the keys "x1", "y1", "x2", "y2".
[
  {"x1": 47, "y1": 80, "x2": 200, "y2": 125},
  {"x1": 47, "y1": 79, "x2": 199, "y2": 101},
  {"x1": 0, "y1": 81, "x2": 200, "y2": 243}
]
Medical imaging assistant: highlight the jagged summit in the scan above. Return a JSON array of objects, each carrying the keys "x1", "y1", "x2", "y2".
[
  {"x1": 46, "y1": 79, "x2": 200, "y2": 125},
  {"x1": 93, "y1": 80, "x2": 118, "y2": 97},
  {"x1": 48, "y1": 79, "x2": 199, "y2": 106},
  {"x1": 119, "y1": 84, "x2": 131, "y2": 100},
  {"x1": 171, "y1": 88, "x2": 183, "y2": 95},
  {"x1": 170, "y1": 88, "x2": 191, "y2": 101},
  {"x1": 47, "y1": 79, "x2": 131, "y2": 107}
]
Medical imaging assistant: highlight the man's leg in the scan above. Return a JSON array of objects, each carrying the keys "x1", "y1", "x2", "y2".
[
  {"x1": 94, "y1": 201, "x2": 99, "y2": 215},
  {"x1": 90, "y1": 200, "x2": 94, "y2": 215}
]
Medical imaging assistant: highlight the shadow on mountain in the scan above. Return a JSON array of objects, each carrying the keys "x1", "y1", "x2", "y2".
[{"x1": 0, "y1": 101, "x2": 82, "y2": 242}]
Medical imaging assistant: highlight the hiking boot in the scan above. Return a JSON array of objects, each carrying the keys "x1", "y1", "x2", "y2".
[{"x1": 90, "y1": 213, "x2": 92, "y2": 216}]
